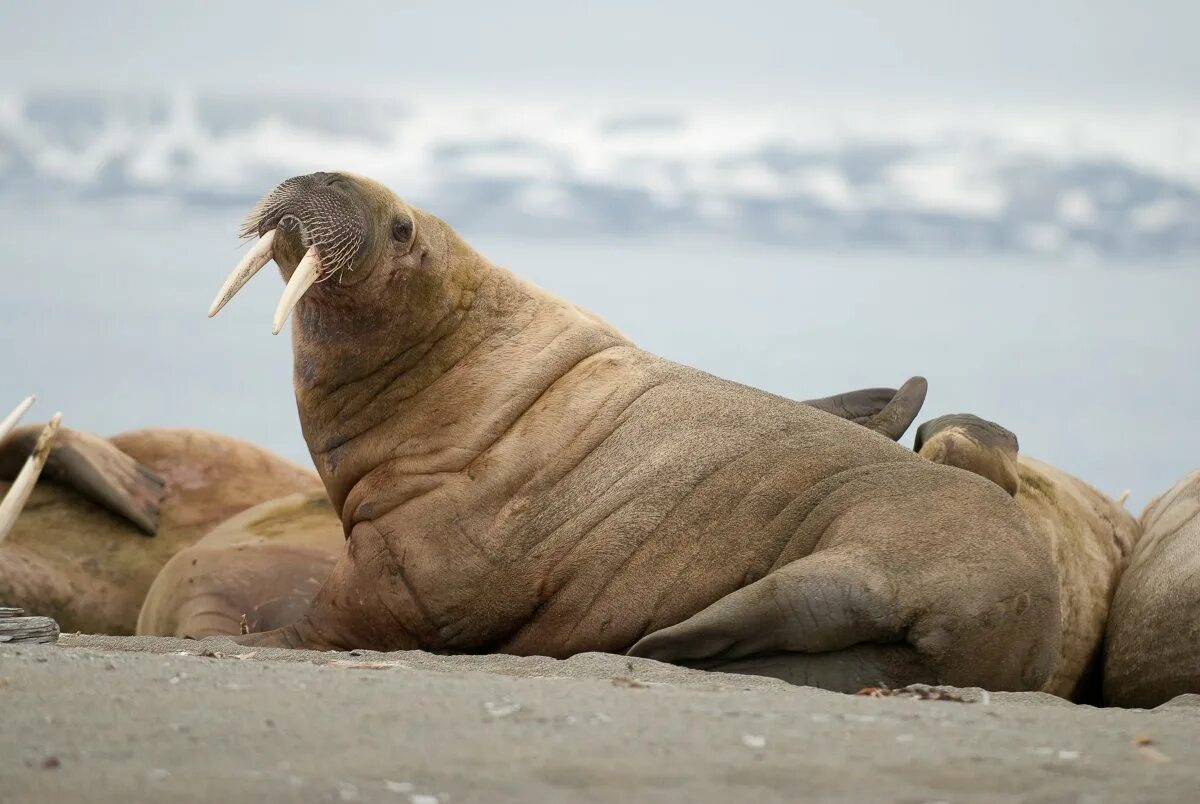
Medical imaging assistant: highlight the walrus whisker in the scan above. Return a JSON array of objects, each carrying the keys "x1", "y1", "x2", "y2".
[
  {"x1": 208, "y1": 230, "x2": 277, "y2": 318},
  {"x1": 0, "y1": 395, "x2": 36, "y2": 443},
  {"x1": 272, "y1": 247, "x2": 322, "y2": 335},
  {"x1": 0, "y1": 412, "x2": 61, "y2": 544}
]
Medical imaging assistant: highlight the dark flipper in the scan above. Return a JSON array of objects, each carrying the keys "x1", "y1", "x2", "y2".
[
  {"x1": 914, "y1": 413, "x2": 1021, "y2": 497},
  {"x1": 0, "y1": 425, "x2": 166, "y2": 535},
  {"x1": 802, "y1": 376, "x2": 928, "y2": 442},
  {"x1": 628, "y1": 551, "x2": 932, "y2": 692}
]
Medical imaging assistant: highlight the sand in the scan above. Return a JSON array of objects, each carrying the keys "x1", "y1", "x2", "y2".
[{"x1": 1, "y1": 634, "x2": 1197, "y2": 803}]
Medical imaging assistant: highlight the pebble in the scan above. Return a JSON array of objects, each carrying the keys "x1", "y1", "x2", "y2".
[
  {"x1": 484, "y1": 700, "x2": 521, "y2": 718},
  {"x1": 742, "y1": 734, "x2": 767, "y2": 749}
]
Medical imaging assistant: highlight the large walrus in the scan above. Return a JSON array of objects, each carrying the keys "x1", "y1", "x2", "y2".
[
  {"x1": 135, "y1": 380, "x2": 928, "y2": 641},
  {"x1": 137, "y1": 491, "x2": 343, "y2": 639},
  {"x1": 1104, "y1": 470, "x2": 1200, "y2": 707},
  {"x1": 0, "y1": 424, "x2": 321, "y2": 634},
  {"x1": 913, "y1": 414, "x2": 1139, "y2": 701},
  {"x1": 207, "y1": 171, "x2": 1060, "y2": 693}
]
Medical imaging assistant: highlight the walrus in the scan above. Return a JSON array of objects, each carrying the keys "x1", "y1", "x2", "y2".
[
  {"x1": 137, "y1": 490, "x2": 343, "y2": 638},
  {"x1": 133, "y1": 380, "x2": 926, "y2": 641},
  {"x1": 1104, "y1": 470, "x2": 1200, "y2": 708},
  {"x1": 913, "y1": 414, "x2": 1139, "y2": 701},
  {"x1": 206, "y1": 171, "x2": 1059, "y2": 694},
  {"x1": 0, "y1": 425, "x2": 322, "y2": 634}
]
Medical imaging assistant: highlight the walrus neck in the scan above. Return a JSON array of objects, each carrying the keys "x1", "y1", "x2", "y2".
[{"x1": 295, "y1": 254, "x2": 630, "y2": 509}]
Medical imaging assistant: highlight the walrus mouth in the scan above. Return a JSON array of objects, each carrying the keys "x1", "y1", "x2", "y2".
[
  {"x1": 208, "y1": 173, "x2": 369, "y2": 334},
  {"x1": 0, "y1": 396, "x2": 61, "y2": 543}
]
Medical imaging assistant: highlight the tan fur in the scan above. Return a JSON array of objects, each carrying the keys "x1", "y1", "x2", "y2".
[
  {"x1": 231, "y1": 173, "x2": 1062, "y2": 694},
  {"x1": 1104, "y1": 470, "x2": 1200, "y2": 707},
  {"x1": 0, "y1": 429, "x2": 322, "y2": 634},
  {"x1": 916, "y1": 417, "x2": 1138, "y2": 700},
  {"x1": 1014, "y1": 457, "x2": 1138, "y2": 699},
  {"x1": 137, "y1": 491, "x2": 343, "y2": 638}
]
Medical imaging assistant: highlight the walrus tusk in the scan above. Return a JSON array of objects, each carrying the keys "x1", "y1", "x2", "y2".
[
  {"x1": 0, "y1": 412, "x2": 61, "y2": 544},
  {"x1": 0, "y1": 395, "x2": 35, "y2": 443},
  {"x1": 208, "y1": 229, "x2": 277, "y2": 318},
  {"x1": 272, "y1": 247, "x2": 321, "y2": 335}
]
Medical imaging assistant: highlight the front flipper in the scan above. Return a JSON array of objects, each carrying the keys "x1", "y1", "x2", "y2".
[
  {"x1": 802, "y1": 376, "x2": 928, "y2": 442},
  {"x1": 0, "y1": 424, "x2": 165, "y2": 535}
]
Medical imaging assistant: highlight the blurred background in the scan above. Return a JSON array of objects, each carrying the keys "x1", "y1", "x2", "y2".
[{"x1": 1, "y1": 1, "x2": 1197, "y2": 508}]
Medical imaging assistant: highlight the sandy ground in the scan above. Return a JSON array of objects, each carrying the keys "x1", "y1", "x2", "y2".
[{"x1": 0, "y1": 635, "x2": 1197, "y2": 803}]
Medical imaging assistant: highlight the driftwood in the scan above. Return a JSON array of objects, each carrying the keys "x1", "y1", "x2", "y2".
[{"x1": 0, "y1": 607, "x2": 60, "y2": 644}]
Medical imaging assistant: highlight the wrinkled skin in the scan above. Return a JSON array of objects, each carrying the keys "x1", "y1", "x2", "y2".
[
  {"x1": 139, "y1": 386, "x2": 919, "y2": 641},
  {"x1": 0, "y1": 427, "x2": 321, "y2": 634},
  {"x1": 230, "y1": 172, "x2": 1060, "y2": 694},
  {"x1": 1104, "y1": 470, "x2": 1200, "y2": 708},
  {"x1": 138, "y1": 491, "x2": 343, "y2": 638},
  {"x1": 915, "y1": 414, "x2": 1139, "y2": 701}
]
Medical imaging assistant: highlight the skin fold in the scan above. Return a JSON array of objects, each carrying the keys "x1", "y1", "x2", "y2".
[
  {"x1": 1104, "y1": 470, "x2": 1200, "y2": 708},
  {"x1": 221, "y1": 172, "x2": 1061, "y2": 694},
  {"x1": 914, "y1": 414, "x2": 1140, "y2": 701},
  {"x1": 0, "y1": 427, "x2": 322, "y2": 634}
]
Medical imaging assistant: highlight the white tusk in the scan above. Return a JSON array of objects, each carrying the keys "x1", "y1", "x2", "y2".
[
  {"x1": 0, "y1": 412, "x2": 61, "y2": 544},
  {"x1": 208, "y1": 229, "x2": 277, "y2": 318},
  {"x1": 272, "y1": 247, "x2": 321, "y2": 335},
  {"x1": 0, "y1": 395, "x2": 35, "y2": 443}
]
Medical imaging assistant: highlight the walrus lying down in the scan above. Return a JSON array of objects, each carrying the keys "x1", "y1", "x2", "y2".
[
  {"x1": 208, "y1": 171, "x2": 1060, "y2": 693},
  {"x1": 1104, "y1": 470, "x2": 1200, "y2": 707},
  {"x1": 137, "y1": 491, "x2": 343, "y2": 639},
  {"x1": 0, "y1": 421, "x2": 321, "y2": 634},
  {"x1": 133, "y1": 379, "x2": 927, "y2": 640},
  {"x1": 913, "y1": 414, "x2": 1139, "y2": 701}
]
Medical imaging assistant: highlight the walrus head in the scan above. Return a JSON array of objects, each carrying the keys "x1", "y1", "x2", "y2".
[
  {"x1": 914, "y1": 413, "x2": 1022, "y2": 497},
  {"x1": 209, "y1": 172, "x2": 479, "y2": 339}
]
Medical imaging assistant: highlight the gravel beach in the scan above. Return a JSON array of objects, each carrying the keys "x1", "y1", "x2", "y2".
[{"x1": 1, "y1": 634, "x2": 1197, "y2": 803}]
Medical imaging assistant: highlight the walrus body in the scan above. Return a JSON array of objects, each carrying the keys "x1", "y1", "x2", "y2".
[
  {"x1": 914, "y1": 415, "x2": 1139, "y2": 701},
  {"x1": 0, "y1": 427, "x2": 321, "y2": 634},
  {"x1": 133, "y1": 381, "x2": 921, "y2": 641},
  {"x1": 1104, "y1": 471, "x2": 1200, "y2": 708},
  {"x1": 210, "y1": 172, "x2": 1061, "y2": 694},
  {"x1": 137, "y1": 491, "x2": 343, "y2": 638}
]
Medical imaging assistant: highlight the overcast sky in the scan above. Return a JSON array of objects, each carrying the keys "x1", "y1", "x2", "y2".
[{"x1": 1, "y1": 1, "x2": 1197, "y2": 110}]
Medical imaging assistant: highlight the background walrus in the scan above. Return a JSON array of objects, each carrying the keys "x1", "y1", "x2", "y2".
[
  {"x1": 1104, "y1": 470, "x2": 1200, "y2": 708},
  {"x1": 913, "y1": 414, "x2": 1139, "y2": 701},
  {"x1": 209, "y1": 171, "x2": 1059, "y2": 694},
  {"x1": 137, "y1": 490, "x2": 343, "y2": 639},
  {"x1": 0, "y1": 425, "x2": 321, "y2": 634}
]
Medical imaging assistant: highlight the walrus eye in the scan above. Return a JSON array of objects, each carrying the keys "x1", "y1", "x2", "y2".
[{"x1": 391, "y1": 217, "x2": 413, "y2": 244}]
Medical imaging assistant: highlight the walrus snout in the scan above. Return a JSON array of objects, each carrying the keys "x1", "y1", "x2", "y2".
[{"x1": 208, "y1": 171, "x2": 374, "y2": 333}]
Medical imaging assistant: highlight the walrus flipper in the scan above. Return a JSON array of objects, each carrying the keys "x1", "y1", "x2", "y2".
[
  {"x1": 802, "y1": 376, "x2": 928, "y2": 442},
  {"x1": 0, "y1": 425, "x2": 166, "y2": 535},
  {"x1": 629, "y1": 552, "x2": 937, "y2": 692},
  {"x1": 914, "y1": 413, "x2": 1021, "y2": 497}
]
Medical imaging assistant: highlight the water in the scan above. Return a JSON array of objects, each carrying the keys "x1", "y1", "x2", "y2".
[{"x1": 2, "y1": 202, "x2": 1197, "y2": 511}]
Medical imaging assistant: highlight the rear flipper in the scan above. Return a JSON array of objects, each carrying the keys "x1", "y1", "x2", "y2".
[
  {"x1": 0, "y1": 424, "x2": 165, "y2": 535},
  {"x1": 802, "y1": 376, "x2": 928, "y2": 442},
  {"x1": 914, "y1": 413, "x2": 1021, "y2": 496},
  {"x1": 629, "y1": 547, "x2": 1052, "y2": 693},
  {"x1": 685, "y1": 644, "x2": 936, "y2": 692}
]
